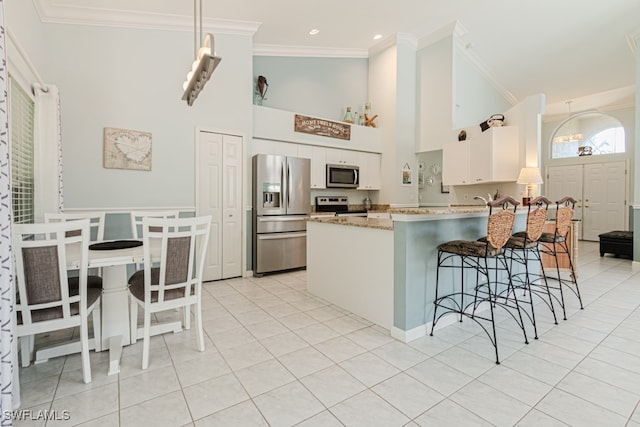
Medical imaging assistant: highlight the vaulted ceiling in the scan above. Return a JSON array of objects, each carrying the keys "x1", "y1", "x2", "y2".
[{"x1": 39, "y1": 0, "x2": 640, "y2": 116}]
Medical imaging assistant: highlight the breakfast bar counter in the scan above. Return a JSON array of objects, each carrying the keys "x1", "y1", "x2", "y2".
[
  {"x1": 307, "y1": 216, "x2": 393, "y2": 230},
  {"x1": 306, "y1": 206, "x2": 528, "y2": 341}
]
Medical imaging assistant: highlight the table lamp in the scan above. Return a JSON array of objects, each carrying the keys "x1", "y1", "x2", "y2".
[{"x1": 516, "y1": 167, "x2": 543, "y2": 205}]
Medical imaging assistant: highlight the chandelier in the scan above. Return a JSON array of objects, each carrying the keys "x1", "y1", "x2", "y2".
[
  {"x1": 553, "y1": 101, "x2": 583, "y2": 143},
  {"x1": 181, "y1": 0, "x2": 222, "y2": 106}
]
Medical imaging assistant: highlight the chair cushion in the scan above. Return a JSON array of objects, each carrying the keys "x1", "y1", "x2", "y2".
[
  {"x1": 128, "y1": 268, "x2": 194, "y2": 303},
  {"x1": 539, "y1": 232, "x2": 565, "y2": 243},
  {"x1": 17, "y1": 287, "x2": 101, "y2": 324},
  {"x1": 438, "y1": 240, "x2": 503, "y2": 257},
  {"x1": 505, "y1": 236, "x2": 538, "y2": 249}
]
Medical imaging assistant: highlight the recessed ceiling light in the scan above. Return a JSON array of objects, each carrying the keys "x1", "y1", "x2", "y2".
[
  {"x1": 309, "y1": 29, "x2": 320, "y2": 36},
  {"x1": 373, "y1": 34, "x2": 383, "y2": 40}
]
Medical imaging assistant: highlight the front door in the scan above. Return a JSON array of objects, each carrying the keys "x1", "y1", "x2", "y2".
[
  {"x1": 582, "y1": 162, "x2": 626, "y2": 241},
  {"x1": 547, "y1": 165, "x2": 583, "y2": 221}
]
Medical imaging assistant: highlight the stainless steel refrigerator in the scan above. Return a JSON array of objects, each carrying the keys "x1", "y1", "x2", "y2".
[{"x1": 252, "y1": 154, "x2": 310, "y2": 276}]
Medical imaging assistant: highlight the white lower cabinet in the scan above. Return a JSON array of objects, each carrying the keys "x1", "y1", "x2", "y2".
[{"x1": 443, "y1": 126, "x2": 519, "y2": 186}]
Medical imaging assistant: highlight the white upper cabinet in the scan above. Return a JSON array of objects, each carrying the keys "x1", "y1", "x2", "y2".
[
  {"x1": 298, "y1": 145, "x2": 327, "y2": 189},
  {"x1": 443, "y1": 127, "x2": 519, "y2": 186},
  {"x1": 325, "y1": 148, "x2": 359, "y2": 165},
  {"x1": 357, "y1": 152, "x2": 381, "y2": 190},
  {"x1": 442, "y1": 139, "x2": 470, "y2": 185}
]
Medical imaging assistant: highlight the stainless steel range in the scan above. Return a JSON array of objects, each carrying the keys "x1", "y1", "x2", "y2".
[{"x1": 315, "y1": 196, "x2": 368, "y2": 217}]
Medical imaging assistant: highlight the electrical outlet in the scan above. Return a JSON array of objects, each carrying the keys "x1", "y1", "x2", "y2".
[{"x1": 463, "y1": 193, "x2": 468, "y2": 201}]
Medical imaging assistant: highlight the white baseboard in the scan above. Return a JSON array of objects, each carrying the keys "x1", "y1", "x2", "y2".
[
  {"x1": 391, "y1": 325, "x2": 427, "y2": 343},
  {"x1": 391, "y1": 303, "x2": 491, "y2": 343}
]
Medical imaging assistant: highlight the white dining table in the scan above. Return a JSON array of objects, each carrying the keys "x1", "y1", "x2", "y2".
[{"x1": 34, "y1": 240, "x2": 182, "y2": 375}]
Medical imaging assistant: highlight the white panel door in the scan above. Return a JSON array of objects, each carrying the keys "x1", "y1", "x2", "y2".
[
  {"x1": 583, "y1": 162, "x2": 626, "y2": 241},
  {"x1": 546, "y1": 165, "x2": 583, "y2": 221},
  {"x1": 197, "y1": 131, "x2": 243, "y2": 281},
  {"x1": 222, "y1": 135, "x2": 242, "y2": 278},
  {"x1": 197, "y1": 131, "x2": 223, "y2": 281}
]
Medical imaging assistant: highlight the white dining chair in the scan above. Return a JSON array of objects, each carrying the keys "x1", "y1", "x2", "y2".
[
  {"x1": 44, "y1": 211, "x2": 106, "y2": 242},
  {"x1": 45, "y1": 211, "x2": 107, "y2": 290},
  {"x1": 129, "y1": 210, "x2": 179, "y2": 239},
  {"x1": 128, "y1": 215, "x2": 211, "y2": 369},
  {"x1": 13, "y1": 220, "x2": 102, "y2": 383}
]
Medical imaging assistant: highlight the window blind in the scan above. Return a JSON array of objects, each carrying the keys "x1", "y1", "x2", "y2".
[{"x1": 9, "y1": 75, "x2": 35, "y2": 224}]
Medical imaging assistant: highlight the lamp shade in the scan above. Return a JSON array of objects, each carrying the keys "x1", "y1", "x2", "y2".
[{"x1": 516, "y1": 167, "x2": 543, "y2": 185}]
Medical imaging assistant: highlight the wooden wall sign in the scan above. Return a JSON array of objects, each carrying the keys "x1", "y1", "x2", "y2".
[{"x1": 294, "y1": 114, "x2": 351, "y2": 140}]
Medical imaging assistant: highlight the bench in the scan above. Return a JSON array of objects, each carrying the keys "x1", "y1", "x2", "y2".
[{"x1": 598, "y1": 231, "x2": 633, "y2": 258}]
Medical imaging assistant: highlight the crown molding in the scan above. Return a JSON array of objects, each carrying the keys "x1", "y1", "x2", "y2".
[
  {"x1": 368, "y1": 33, "x2": 418, "y2": 57},
  {"x1": 33, "y1": 0, "x2": 259, "y2": 36},
  {"x1": 253, "y1": 44, "x2": 368, "y2": 58},
  {"x1": 453, "y1": 34, "x2": 518, "y2": 106},
  {"x1": 416, "y1": 21, "x2": 462, "y2": 50}
]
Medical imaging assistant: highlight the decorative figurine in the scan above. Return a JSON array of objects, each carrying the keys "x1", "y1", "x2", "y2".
[
  {"x1": 254, "y1": 75, "x2": 268, "y2": 105},
  {"x1": 363, "y1": 102, "x2": 378, "y2": 127},
  {"x1": 364, "y1": 113, "x2": 378, "y2": 127}
]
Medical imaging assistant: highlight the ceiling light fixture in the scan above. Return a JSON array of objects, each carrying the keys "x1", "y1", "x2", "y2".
[
  {"x1": 181, "y1": 0, "x2": 222, "y2": 106},
  {"x1": 553, "y1": 101, "x2": 583, "y2": 143},
  {"x1": 309, "y1": 29, "x2": 320, "y2": 35},
  {"x1": 373, "y1": 34, "x2": 383, "y2": 40}
]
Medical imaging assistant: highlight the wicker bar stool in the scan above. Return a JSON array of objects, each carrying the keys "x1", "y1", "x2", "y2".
[
  {"x1": 430, "y1": 196, "x2": 528, "y2": 364},
  {"x1": 507, "y1": 196, "x2": 559, "y2": 340},
  {"x1": 538, "y1": 196, "x2": 583, "y2": 320}
]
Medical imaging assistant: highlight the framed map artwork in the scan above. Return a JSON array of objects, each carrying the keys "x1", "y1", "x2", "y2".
[{"x1": 103, "y1": 127, "x2": 152, "y2": 171}]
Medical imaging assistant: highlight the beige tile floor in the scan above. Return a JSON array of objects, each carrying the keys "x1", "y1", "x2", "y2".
[{"x1": 14, "y1": 241, "x2": 640, "y2": 426}]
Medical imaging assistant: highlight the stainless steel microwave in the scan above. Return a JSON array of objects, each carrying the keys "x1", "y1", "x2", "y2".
[{"x1": 326, "y1": 163, "x2": 359, "y2": 188}]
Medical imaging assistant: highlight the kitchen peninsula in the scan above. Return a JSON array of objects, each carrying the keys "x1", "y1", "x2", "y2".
[{"x1": 306, "y1": 207, "x2": 528, "y2": 342}]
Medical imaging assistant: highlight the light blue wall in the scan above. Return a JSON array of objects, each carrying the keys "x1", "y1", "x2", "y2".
[
  {"x1": 38, "y1": 23, "x2": 253, "y2": 210},
  {"x1": 252, "y1": 56, "x2": 369, "y2": 121},
  {"x1": 393, "y1": 213, "x2": 527, "y2": 332},
  {"x1": 417, "y1": 150, "x2": 450, "y2": 205}
]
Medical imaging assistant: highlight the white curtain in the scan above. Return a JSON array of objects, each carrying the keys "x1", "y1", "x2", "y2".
[
  {"x1": 33, "y1": 83, "x2": 64, "y2": 221},
  {"x1": 0, "y1": 0, "x2": 18, "y2": 419}
]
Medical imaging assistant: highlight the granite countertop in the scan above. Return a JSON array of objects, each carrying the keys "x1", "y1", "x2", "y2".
[
  {"x1": 309, "y1": 211, "x2": 337, "y2": 217},
  {"x1": 389, "y1": 206, "x2": 488, "y2": 215},
  {"x1": 308, "y1": 216, "x2": 393, "y2": 230}
]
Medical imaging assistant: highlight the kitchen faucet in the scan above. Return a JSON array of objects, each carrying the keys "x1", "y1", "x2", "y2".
[{"x1": 473, "y1": 194, "x2": 493, "y2": 205}]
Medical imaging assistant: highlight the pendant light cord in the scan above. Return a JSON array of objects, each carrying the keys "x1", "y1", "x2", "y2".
[{"x1": 193, "y1": 0, "x2": 197, "y2": 57}]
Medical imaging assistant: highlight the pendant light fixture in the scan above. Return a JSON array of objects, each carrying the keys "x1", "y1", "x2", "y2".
[
  {"x1": 181, "y1": 0, "x2": 222, "y2": 106},
  {"x1": 553, "y1": 101, "x2": 583, "y2": 143}
]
